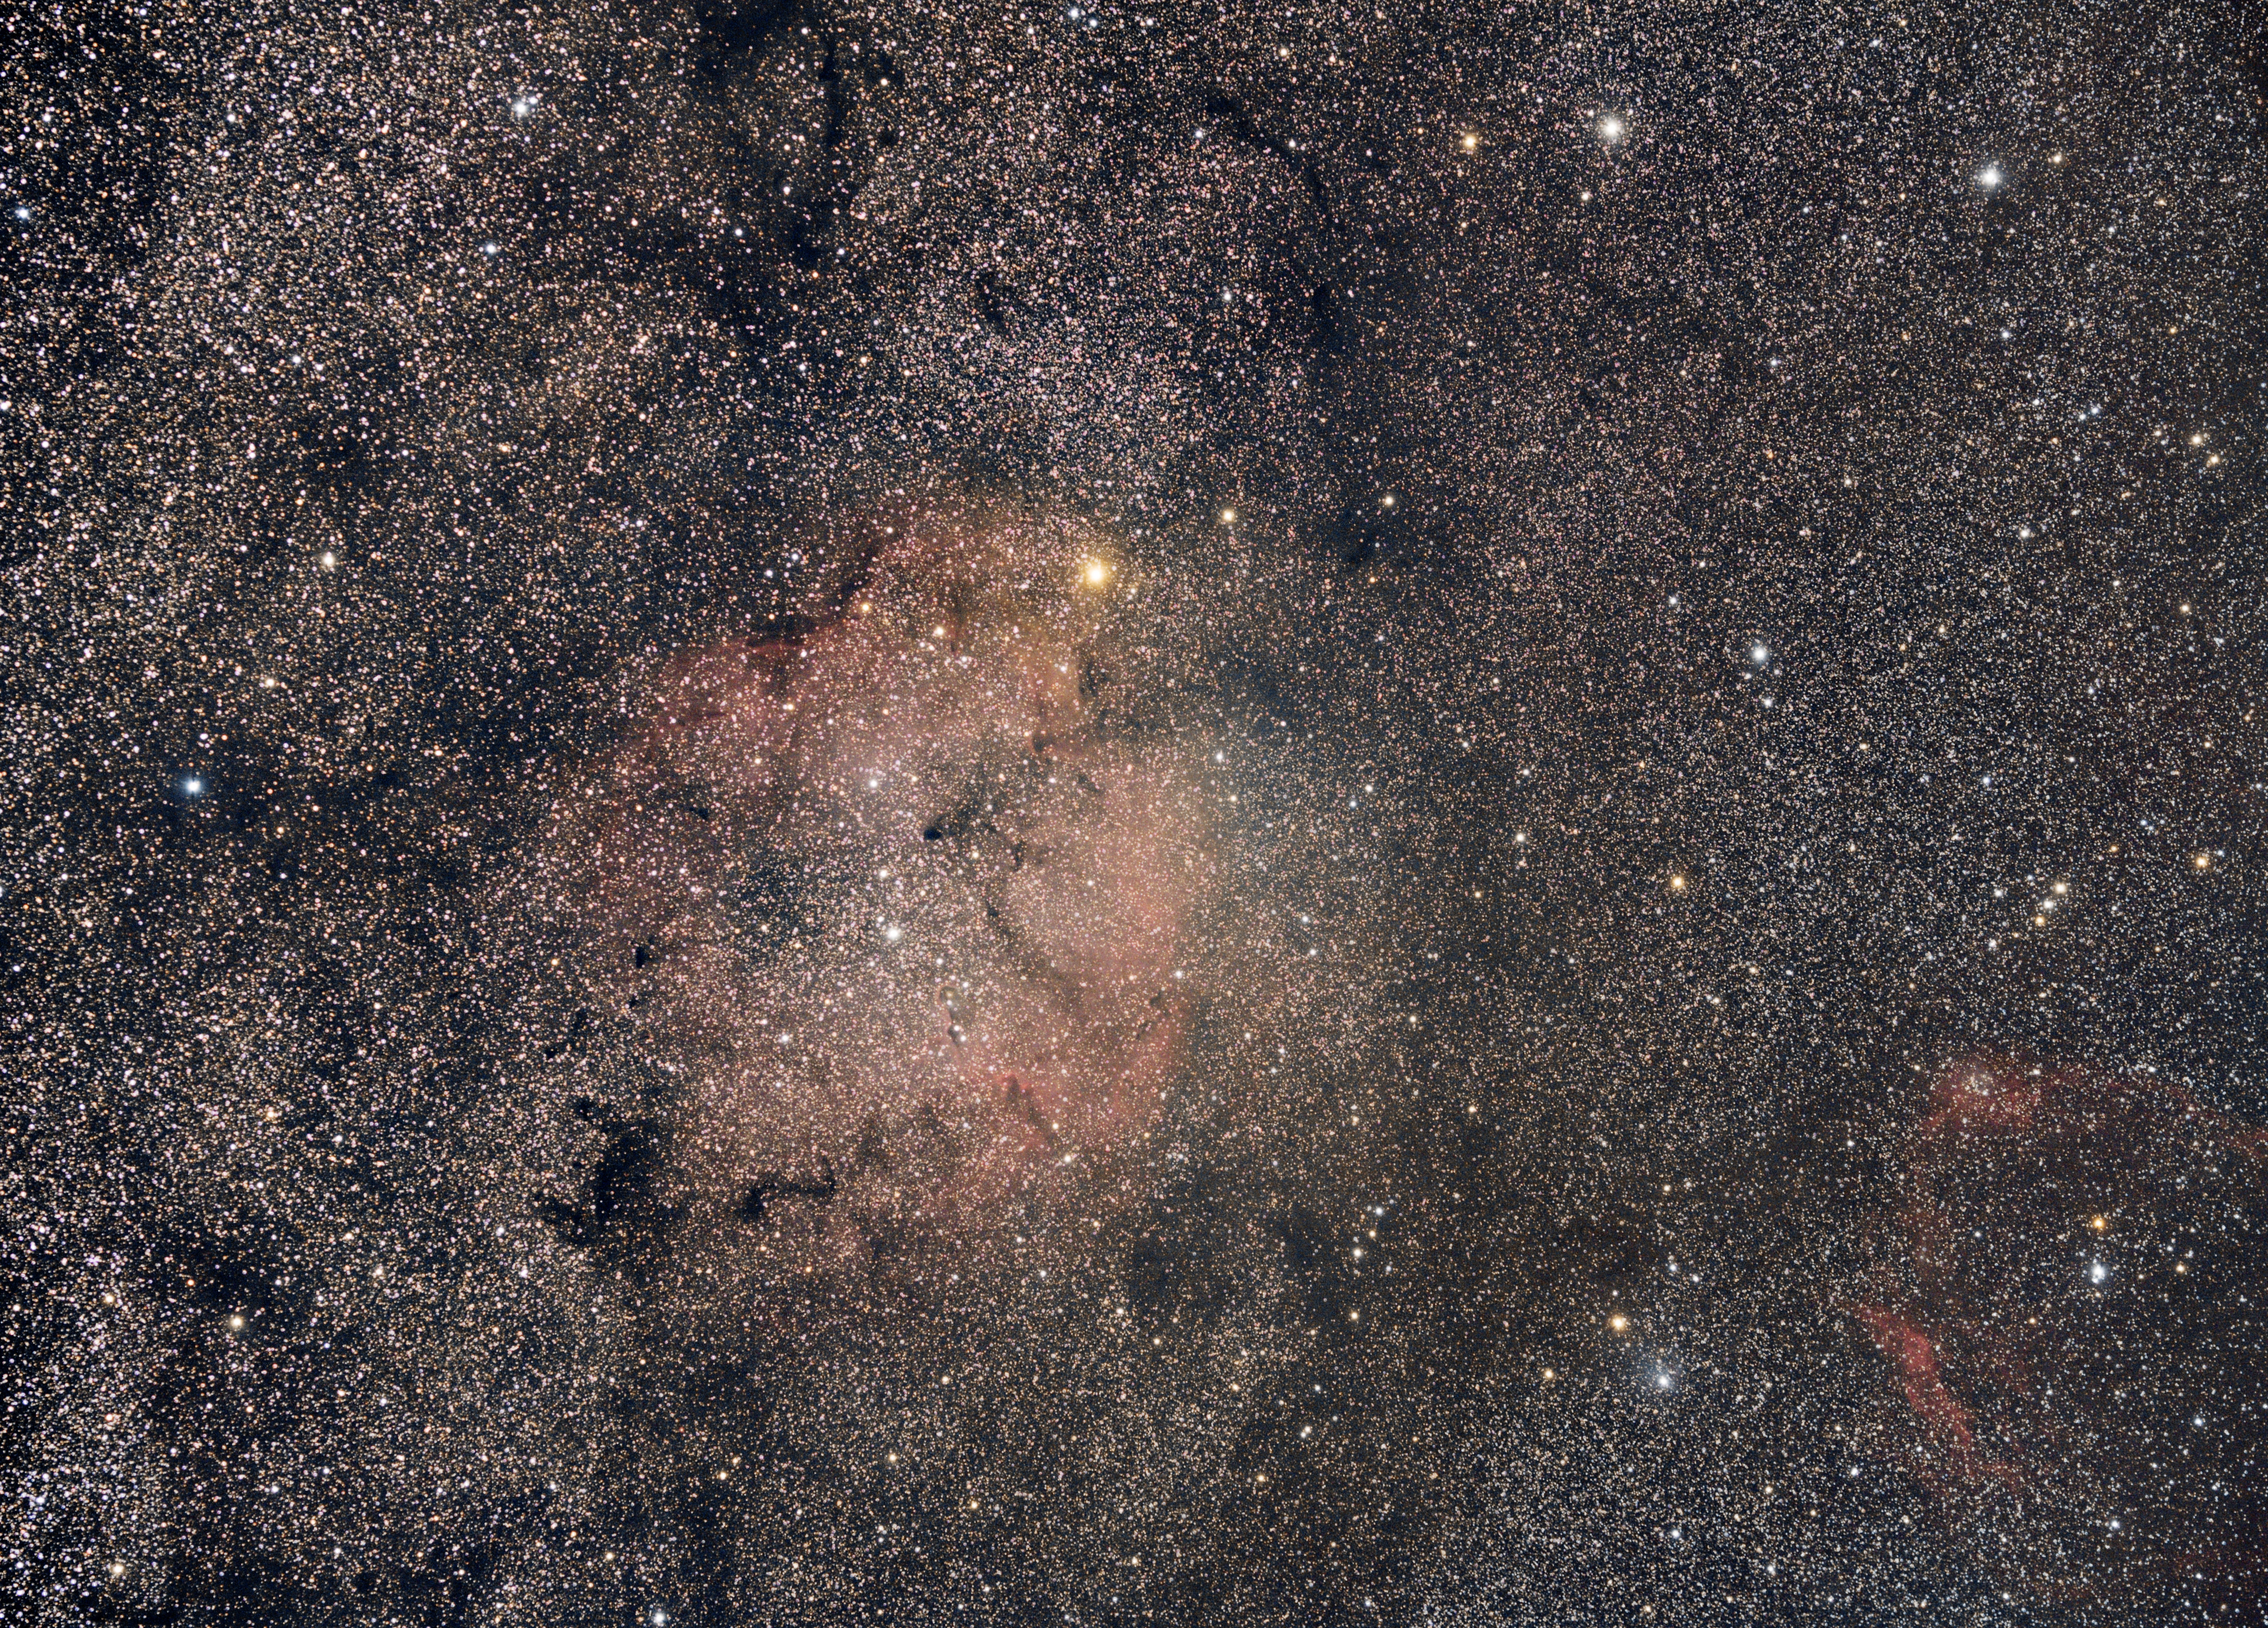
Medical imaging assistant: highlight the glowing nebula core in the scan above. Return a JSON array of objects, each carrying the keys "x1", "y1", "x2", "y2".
[{"x1": 546, "y1": 506, "x2": 1213, "y2": 1283}]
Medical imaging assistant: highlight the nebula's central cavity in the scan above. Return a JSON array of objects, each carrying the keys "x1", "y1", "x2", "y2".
[{"x1": 554, "y1": 508, "x2": 1211, "y2": 1274}]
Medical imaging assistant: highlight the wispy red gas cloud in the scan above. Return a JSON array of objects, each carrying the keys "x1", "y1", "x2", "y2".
[{"x1": 1852, "y1": 1054, "x2": 2268, "y2": 1611}]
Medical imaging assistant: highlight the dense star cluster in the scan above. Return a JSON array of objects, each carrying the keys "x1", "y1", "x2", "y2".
[{"x1": 4, "y1": 0, "x2": 2264, "y2": 1621}]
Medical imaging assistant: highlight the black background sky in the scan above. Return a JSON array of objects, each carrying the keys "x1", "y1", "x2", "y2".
[{"x1": 6, "y1": 0, "x2": 2267, "y2": 1623}]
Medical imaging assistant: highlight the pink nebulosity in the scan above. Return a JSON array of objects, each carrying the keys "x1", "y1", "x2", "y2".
[{"x1": 550, "y1": 505, "x2": 1213, "y2": 1280}]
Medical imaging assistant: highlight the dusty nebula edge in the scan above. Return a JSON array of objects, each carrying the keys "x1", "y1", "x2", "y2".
[{"x1": 5, "y1": 0, "x2": 2266, "y2": 1622}]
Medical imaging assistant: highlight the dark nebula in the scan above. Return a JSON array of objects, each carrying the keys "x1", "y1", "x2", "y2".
[{"x1": 7, "y1": 0, "x2": 2265, "y2": 1623}]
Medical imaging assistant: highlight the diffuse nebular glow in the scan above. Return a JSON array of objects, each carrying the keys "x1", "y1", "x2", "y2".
[{"x1": 551, "y1": 506, "x2": 1214, "y2": 1273}]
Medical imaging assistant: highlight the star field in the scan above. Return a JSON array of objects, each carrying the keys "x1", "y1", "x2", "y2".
[{"x1": 5, "y1": 1, "x2": 2265, "y2": 1623}]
